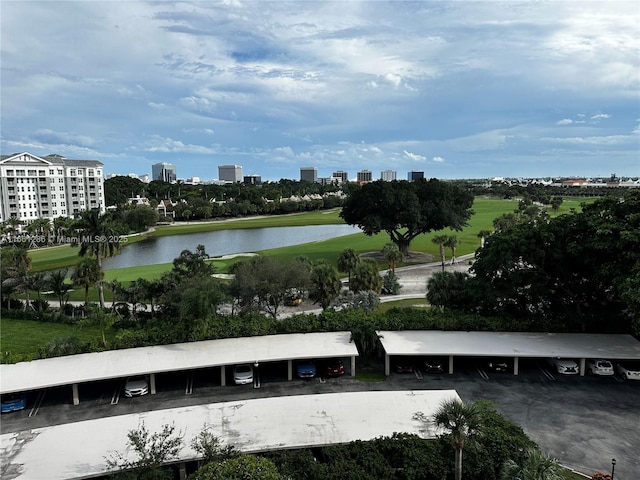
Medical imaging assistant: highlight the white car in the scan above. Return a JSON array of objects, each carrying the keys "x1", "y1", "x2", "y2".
[
  {"x1": 587, "y1": 359, "x2": 614, "y2": 376},
  {"x1": 124, "y1": 376, "x2": 149, "y2": 397},
  {"x1": 233, "y1": 364, "x2": 254, "y2": 385},
  {"x1": 548, "y1": 357, "x2": 579, "y2": 375},
  {"x1": 615, "y1": 361, "x2": 640, "y2": 381}
]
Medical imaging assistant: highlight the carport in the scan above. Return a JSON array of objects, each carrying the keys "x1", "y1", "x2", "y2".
[
  {"x1": 0, "y1": 332, "x2": 358, "y2": 405},
  {"x1": 0, "y1": 389, "x2": 460, "y2": 480},
  {"x1": 378, "y1": 330, "x2": 640, "y2": 376}
]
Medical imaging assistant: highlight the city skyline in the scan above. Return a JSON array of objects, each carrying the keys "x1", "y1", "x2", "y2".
[{"x1": 1, "y1": 2, "x2": 639, "y2": 181}]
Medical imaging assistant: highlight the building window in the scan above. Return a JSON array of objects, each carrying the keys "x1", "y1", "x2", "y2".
[
  {"x1": 49, "y1": 169, "x2": 54, "y2": 174},
  {"x1": 88, "y1": 169, "x2": 94, "y2": 176},
  {"x1": 39, "y1": 170, "x2": 45, "y2": 176},
  {"x1": 6, "y1": 170, "x2": 14, "y2": 176},
  {"x1": 16, "y1": 170, "x2": 25, "y2": 176},
  {"x1": 57, "y1": 169, "x2": 63, "y2": 175},
  {"x1": 28, "y1": 170, "x2": 36, "y2": 176}
]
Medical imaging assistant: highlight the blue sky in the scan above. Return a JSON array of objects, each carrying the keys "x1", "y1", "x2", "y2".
[{"x1": 1, "y1": 1, "x2": 639, "y2": 181}]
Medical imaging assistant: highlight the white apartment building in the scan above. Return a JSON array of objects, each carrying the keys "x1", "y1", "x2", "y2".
[
  {"x1": 381, "y1": 170, "x2": 397, "y2": 181},
  {"x1": 0, "y1": 152, "x2": 105, "y2": 225}
]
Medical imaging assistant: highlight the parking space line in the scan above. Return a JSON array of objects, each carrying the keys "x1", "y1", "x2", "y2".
[
  {"x1": 477, "y1": 368, "x2": 489, "y2": 380},
  {"x1": 414, "y1": 369, "x2": 423, "y2": 380},
  {"x1": 540, "y1": 367, "x2": 556, "y2": 381},
  {"x1": 185, "y1": 375, "x2": 194, "y2": 395},
  {"x1": 29, "y1": 389, "x2": 47, "y2": 417},
  {"x1": 111, "y1": 382, "x2": 123, "y2": 405}
]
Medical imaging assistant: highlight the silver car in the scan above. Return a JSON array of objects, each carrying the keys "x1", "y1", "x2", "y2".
[
  {"x1": 233, "y1": 364, "x2": 254, "y2": 385},
  {"x1": 548, "y1": 357, "x2": 579, "y2": 375},
  {"x1": 124, "y1": 376, "x2": 149, "y2": 397},
  {"x1": 615, "y1": 361, "x2": 640, "y2": 380},
  {"x1": 587, "y1": 359, "x2": 614, "y2": 376}
]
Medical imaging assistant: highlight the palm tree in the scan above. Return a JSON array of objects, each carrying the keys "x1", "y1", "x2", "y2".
[
  {"x1": 432, "y1": 234, "x2": 449, "y2": 272},
  {"x1": 47, "y1": 268, "x2": 72, "y2": 311},
  {"x1": 71, "y1": 257, "x2": 102, "y2": 304},
  {"x1": 445, "y1": 235, "x2": 459, "y2": 265},
  {"x1": 74, "y1": 210, "x2": 121, "y2": 308},
  {"x1": 382, "y1": 243, "x2": 403, "y2": 273},
  {"x1": 1, "y1": 245, "x2": 32, "y2": 309},
  {"x1": 433, "y1": 398, "x2": 482, "y2": 480},
  {"x1": 500, "y1": 448, "x2": 561, "y2": 480},
  {"x1": 337, "y1": 248, "x2": 359, "y2": 290},
  {"x1": 309, "y1": 261, "x2": 342, "y2": 310}
]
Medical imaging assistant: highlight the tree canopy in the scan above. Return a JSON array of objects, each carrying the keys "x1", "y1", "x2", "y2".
[
  {"x1": 340, "y1": 179, "x2": 474, "y2": 254},
  {"x1": 451, "y1": 190, "x2": 640, "y2": 334}
]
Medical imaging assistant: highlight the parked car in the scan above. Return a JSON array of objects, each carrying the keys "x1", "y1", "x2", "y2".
[
  {"x1": 615, "y1": 361, "x2": 640, "y2": 380},
  {"x1": 325, "y1": 359, "x2": 345, "y2": 377},
  {"x1": 486, "y1": 358, "x2": 510, "y2": 372},
  {"x1": 424, "y1": 358, "x2": 445, "y2": 374},
  {"x1": 1, "y1": 393, "x2": 27, "y2": 413},
  {"x1": 548, "y1": 357, "x2": 579, "y2": 375},
  {"x1": 124, "y1": 376, "x2": 149, "y2": 397},
  {"x1": 586, "y1": 359, "x2": 614, "y2": 376},
  {"x1": 394, "y1": 362, "x2": 415, "y2": 374},
  {"x1": 233, "y1": 364, "x2": 254, "y2": 385},
  {"x1": 296, "y1": 361, "x2": 317, "y2": 378}
]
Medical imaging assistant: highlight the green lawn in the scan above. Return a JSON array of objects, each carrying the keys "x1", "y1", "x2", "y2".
[
  {"x1": 0, "y1": 317, "x2": 110, "y2": 358},
  {"x1": 26, "y1": 196, "x2": 595, "y2": 300}
]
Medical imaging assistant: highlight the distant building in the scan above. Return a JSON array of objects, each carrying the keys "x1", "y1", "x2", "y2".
[
  {"x1": 408, "y1": 170, "x2": 424, "y2": 181},
  {"x1": 152, "y1": 162, "x2": 177, "y2": 183},
  {"x1": 219, "y1": 165, "x2": 242, "y2": 183},
  {"x1": 381, "y1": 170, "x2": 396, "y2": 181},
  {"x1": 332, "y1": 170, "x2": 348, "y2": 183},
  {"x1": 357, "y1": 170, "x2": 373, "y2": 183},
  {"x1": 300, "y1": 167, "x2": 318, "y2": 183},
  {"x1": 0, "y1": 152, "x2": 106, "y2": 224},
  {"x1": 244, "y1": 174, "x2": 262, "y2": 185}
]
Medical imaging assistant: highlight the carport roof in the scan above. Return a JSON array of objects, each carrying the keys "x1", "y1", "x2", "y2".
[
  {"x1": 0, "y1": 389, "x2": 460, "y2": 480},
  {"x1": 378, "y1": 330, "x2": 640, "y2": 359},
  {"x1": 0, "y1": 332, "x2": 358, "y2": 394}
]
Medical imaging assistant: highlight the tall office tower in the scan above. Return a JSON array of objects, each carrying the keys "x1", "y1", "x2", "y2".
[
  {"x1": 357, "y1": 170, "x2": 373, "y2": 183},
  {"x1": 218, "y1": 165, "x2": 243, "y2": 183},
  {"x1": 408, "y1": 170, "x2": 424, "y2": 181},
  {"x1": 381, "y1": 170, "x2": 397, "y2": 181},
  {"x1": 300, "y1": 167, "x2": 318, "y2": 182},
  {"x1": 243, "y1": 174, "x2": 262, "y2": 185},
  {"x1": 0, "y1": 152, "x2": 106, "y2": 224},
  {"x1": 332, "y1": 170, "x2": 348, "y2": 183},
  {"x1": 152, "y1": 162, "x2": 177, "y2": 183}
]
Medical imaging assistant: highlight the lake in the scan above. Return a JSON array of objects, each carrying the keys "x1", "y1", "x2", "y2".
[{"x1": 102, "y1": 224, "x2": 360, "y2": 270}]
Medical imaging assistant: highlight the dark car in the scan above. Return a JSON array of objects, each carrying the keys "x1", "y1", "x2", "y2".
[
  {"x1": 394, "y1": 362, "x2": 415, "y2": 373},
  {"x1": 486, "y1": 358, "x2": 510, "y2": 372},
  {"x1": 325, "y1": 359, "x2": 345, "y2": 377},
  {"x1": 424, "y1": 358, "x2": 445, "y2": 373}
]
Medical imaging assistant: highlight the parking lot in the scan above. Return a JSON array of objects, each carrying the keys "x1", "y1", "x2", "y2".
[{"x1": 2, "y1": 356, "x2": 638, "y2": 479}]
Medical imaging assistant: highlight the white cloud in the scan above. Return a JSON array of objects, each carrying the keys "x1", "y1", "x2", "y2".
[
  {"x1": 131, "y1": 135, "x2": 218, "y2": 154},
  {"x1": 556, "y1": 119, "x2": 573, "y2": 125},
  {"x1": 591, "y1": 113, "x2": 611, "y2": 120},
  {"x1": 432, "y1": 156, "x2": 444, "y2": 163},
  {"x1": 404, "y1": 150, "x2": 426, "y2": 162}
]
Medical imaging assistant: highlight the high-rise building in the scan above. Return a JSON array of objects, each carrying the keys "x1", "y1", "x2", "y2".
[
  {"x1": 218, "y1": 165, "x2": 243, "y2": 183},
  {"x1": 0, "y1": 152, "x2": 106, "y2": 224},
  {"x1": 381, "y1": 170, "x2": 397, "y2": 181},
  {"x1": 152, "y1": 162, "x2": 177, "y2": 183},
  {"x1": 244, "y1": 174, "x2": 262, "y2": 185},
  {"x1": 357, "y1": 170, "x2": 373, "y2": 183},
  {"x1": 408, "y1": 170, "x2": 424, "y2": 181},
  {"x1": 300, "y1": 167, "x2": 318, "y2": 183},
  {"x1": 332, "y1": 170, "x2": 348, "y2": 183}
]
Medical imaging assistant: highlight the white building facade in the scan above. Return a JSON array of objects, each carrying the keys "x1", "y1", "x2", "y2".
[{"x1": 0, "y1": 152, "x2": 105, "y2": 224}]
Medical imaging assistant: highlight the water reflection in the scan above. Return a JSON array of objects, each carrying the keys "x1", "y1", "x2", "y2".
[{"x1": 102, "y1": 224, "x2": 359, "y2": 270}]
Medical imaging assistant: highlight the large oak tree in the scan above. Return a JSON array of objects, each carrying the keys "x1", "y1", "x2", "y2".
[{"x1": 340, "y1": 179, "x2": 474, "y2": 255}]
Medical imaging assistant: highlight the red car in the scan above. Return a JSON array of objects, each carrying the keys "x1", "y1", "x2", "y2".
[{"x1": 325, "y1": 360, "x2": 345, "y2": 377}]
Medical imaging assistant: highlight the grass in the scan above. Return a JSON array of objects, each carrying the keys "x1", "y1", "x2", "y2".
[
  {"x1": 25, "y1": 196, "x2": 596, "y2": 301},
  {"x1": 0, "y1": 317, "x2": 110, "y2": 357}
]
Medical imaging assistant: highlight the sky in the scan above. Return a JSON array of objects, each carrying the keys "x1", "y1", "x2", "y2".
[{"x1": 1, "y1": 1, "x2": 639, "y2": 182}]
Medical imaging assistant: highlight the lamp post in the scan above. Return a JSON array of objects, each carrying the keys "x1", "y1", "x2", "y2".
[{"x1": 611, "y1": 458, "x2": 616, "y2": 479}]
